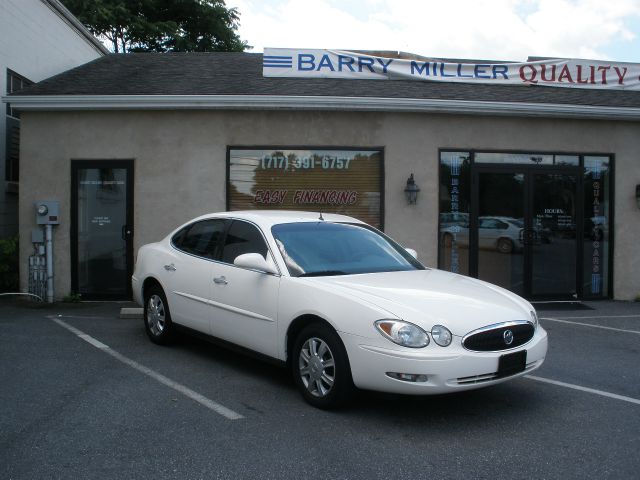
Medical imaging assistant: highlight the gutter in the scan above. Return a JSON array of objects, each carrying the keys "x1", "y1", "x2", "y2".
[{"x1": 2, "y1": 94, "x2": 640, "y2": 120}]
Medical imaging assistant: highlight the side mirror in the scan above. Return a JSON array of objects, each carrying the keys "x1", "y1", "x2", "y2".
[
  {"x1": 234, "y1": 253, "x2": 278, "y2": 275},
  {"x1": 405, "y1": 248, "x2": 418, "y2": 259}
]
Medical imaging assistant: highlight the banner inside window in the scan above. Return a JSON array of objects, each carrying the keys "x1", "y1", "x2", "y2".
[{"x1": 228, "y1": 148, "x2": 383, "y2": 228}]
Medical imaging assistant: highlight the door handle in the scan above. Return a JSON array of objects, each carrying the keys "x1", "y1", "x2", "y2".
[
  {"x1": 164, "y1": 263, "x2": 176, "y2": 271},
  {"x1": 122, "y1": 225, "x2": 132, "y2": 240},
  {"x1": 213, "y1": 276, "x2": 228, "y2": 285}
]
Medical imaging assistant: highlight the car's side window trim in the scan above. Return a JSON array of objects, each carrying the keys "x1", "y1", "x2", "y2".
[{"x1": 170, "y1": 217, "x2": 282, "y2": 276}]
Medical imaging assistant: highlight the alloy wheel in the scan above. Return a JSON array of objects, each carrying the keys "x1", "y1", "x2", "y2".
[
  {"x1": 298, "y1": 337, "x2": 336, "y2": 398},
  {"x1": 147, "y1": 294, "x2": 165, "y2": 336}
]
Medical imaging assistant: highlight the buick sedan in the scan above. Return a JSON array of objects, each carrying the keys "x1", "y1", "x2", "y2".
[{"x1": 132, "y1": 211, "x2": 548, "y2": 409}]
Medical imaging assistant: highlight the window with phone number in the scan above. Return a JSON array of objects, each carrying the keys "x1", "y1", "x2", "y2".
[{"x1": 228, "y1": 148, "x2": 383, "y2": 228}]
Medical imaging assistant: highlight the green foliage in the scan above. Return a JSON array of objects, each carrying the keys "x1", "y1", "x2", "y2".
[
  {"x1": 0, "y1": 235, "x2": 19, "y2": 292},
  {"x1": 62, "y1": 0, "x2": 249, "y2": 53},
  {"x1": 62, "y1": 292, "x2": 83, "y2": 303}
]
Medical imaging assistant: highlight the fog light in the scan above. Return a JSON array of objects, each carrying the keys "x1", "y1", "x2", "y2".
[{"x1": 386, "y1": 372, "x2": 428, "y2": 383}]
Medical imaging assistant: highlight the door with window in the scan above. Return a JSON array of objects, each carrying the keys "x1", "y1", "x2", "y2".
[
  {"x1": 209, "y1": 220, "x2": 281, "y2": 357},
  {"x1": 165, "y1": 219, "x2": 228, "y2": 332},
  {"x1": 472, "y1": 167, "x2": 579, "y2": 299},
  {"x1": 71, "y1": 161, "x2": 134, "y2": 299}
]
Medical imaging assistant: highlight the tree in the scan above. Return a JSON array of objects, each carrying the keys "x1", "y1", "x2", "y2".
[{"x1": 62, "y1": 0, "x2": 249, "y2": 53}]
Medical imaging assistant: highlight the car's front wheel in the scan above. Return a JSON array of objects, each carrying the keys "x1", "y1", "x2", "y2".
[
  {"x1": 292, "y1": 323, "x2": 354, "y2": 409},
  {"x1": 143, "y1": 284, "x2": 175, "y2": 345},
  {"x1": 497, "y1": 237, "x2": 513, "y2": 254}
]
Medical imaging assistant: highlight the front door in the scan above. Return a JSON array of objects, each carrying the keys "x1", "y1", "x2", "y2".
[
  {"x1": 71, "y1": 160, "x2": 134, "y2": 300},
  {"x1": 530, "y1": 170, "x2": 579, "y2": 298},
  {"x1": 472, "y1": 166, "x2": 580, "y2": 299}
]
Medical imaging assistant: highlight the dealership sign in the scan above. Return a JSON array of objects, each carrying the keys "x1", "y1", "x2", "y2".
[{"x1": 263, "y1": 48, "x2": 640, "y2": 90}]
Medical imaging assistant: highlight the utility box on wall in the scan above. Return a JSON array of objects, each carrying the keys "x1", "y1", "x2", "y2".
[{"x1": 35, "y1": 201, "x2": 60, "y2": 225}]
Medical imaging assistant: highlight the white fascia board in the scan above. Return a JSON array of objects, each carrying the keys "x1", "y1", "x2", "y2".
[{"x1": 3, "y1": 94, "x2": 640, "y2": 120}]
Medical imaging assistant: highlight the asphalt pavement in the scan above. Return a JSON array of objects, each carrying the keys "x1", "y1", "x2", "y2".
[{"x1": 1, "y1": 299, "x2": 639, "y2": 479}]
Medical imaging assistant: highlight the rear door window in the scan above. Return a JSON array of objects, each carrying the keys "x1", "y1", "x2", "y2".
[{"x1": 173, "y1": 219, "x2": 227, "y2": 259}]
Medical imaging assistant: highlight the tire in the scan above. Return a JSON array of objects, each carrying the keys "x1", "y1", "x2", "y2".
[
  {"x1": 497, "y1": 238, "x2": 513, "y2": 254},
  {"x1": 143, "y1": 284, "x2": 175, "y2": 345},
  {"x1": 291, "y1": 323, "x2": 354, "y2": 409}
]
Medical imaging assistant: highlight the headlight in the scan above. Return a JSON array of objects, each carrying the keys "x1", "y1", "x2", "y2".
[
  {"x1": 431, "y1": 325, "x2": 452, "y2": 347},
  {"x1": 374, "y1": 320, "x2": 430, "y2": 348},
  {"x1": 530, "y1": 310, "x2": 539, "y2": 330}
]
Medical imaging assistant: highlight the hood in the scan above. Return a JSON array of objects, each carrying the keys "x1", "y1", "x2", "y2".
[{"x1": 310, "y1": 269, "x2": 534, "y2": 336}]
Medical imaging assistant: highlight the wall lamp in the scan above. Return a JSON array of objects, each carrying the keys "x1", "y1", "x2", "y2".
[
  {"x1": 636, "y1": 185, "x2": 640, "y2": 209},
  {"x1": 404, "y1": 174, "x2": 420, "y2": 205}
]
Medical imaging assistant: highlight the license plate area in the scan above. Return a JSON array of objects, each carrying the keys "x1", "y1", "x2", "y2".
[{"x1": 497, "y1": 350, "x2": 527, "y2": 378}]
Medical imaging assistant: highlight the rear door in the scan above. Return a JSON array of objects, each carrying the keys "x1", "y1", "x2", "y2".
[{"x1": 162, "y1": 219, "x2": 227, "y2": 333}]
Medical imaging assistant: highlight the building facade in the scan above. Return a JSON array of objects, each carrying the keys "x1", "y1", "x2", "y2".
[
  {"x1": 0, "y1": 0, "x2": 106, "y2": 237},
  {"x1": 5, "y1": 53, "x2": 640, "y2": 301}
]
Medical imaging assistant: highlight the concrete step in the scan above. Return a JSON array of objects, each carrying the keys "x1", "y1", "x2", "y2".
[{"x1": 120, "y1": 307, "x2": 143, "y2": 319}]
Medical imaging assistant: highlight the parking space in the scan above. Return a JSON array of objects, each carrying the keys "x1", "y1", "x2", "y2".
[{"x1": 1, "y1": 300, "x2": 639, "y2": 479}]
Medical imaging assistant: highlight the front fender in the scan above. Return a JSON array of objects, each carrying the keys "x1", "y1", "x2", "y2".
[{"x1": 277, "y1": 276, "x2": 396, "y2": 359}]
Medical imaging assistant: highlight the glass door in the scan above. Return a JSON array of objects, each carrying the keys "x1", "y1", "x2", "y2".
[
  {"x1": 472, "y1": 166, "x2": 580, "y2": 299},
  {"x1": 474, "y1": 169, "x2": 526, "y2": 296},
  {"x1": 530, "y1": 171, "x2": 579, "y2": 298},
  {"x1": 71, "y1": 160, "x2": 134, "y2": 299}
]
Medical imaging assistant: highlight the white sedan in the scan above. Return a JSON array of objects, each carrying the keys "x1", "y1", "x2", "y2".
[{"x1": 132, "y1": 211, "x2": 547, "y2": 409}]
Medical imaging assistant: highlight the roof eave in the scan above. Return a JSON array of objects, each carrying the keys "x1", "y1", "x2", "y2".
[{"x1": 3, "y1": 94, "x2": 640, "y2": 120}]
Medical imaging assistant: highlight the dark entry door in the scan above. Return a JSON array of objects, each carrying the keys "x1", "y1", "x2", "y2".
[
  {"x1": 472, "y1": 166, "x2": 579, "y2": 300},
  {"x1": 529, "y1": 170, "x2": 579, "y2": 298},
  {"x1": 71, "y1": 160, "x2": 134, "y2": 299}
]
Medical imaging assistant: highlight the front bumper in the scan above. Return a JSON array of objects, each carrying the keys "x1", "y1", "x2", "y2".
[{"x1": 339, "y1": 327, "x2": 548, "y2": 395}]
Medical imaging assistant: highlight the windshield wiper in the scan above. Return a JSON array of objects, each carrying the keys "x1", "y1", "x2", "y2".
[{"x1": 298, "y1": 270, "x2": 347, "y2": 277}]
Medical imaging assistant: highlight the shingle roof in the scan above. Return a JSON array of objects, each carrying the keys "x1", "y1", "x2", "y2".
[{"x1": 11, "y1": 52, "x2": 640, "y2": 108}]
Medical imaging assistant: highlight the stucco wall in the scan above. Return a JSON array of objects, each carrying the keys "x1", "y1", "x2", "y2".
[{"x1": 18, "y1": 110, "x2": 640, "y2": 300}]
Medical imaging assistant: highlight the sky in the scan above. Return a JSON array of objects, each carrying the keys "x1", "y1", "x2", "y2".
[{"x1": 226, "y1": 0, "x2": 640, "y2": 62}]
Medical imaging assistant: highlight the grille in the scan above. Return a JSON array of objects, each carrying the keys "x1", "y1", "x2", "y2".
[{"x1": 463, "y1": 322, "x2": 534, "y2": 352}]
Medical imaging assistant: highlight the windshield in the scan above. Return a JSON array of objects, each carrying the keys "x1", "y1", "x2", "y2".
[{"x1": 271, "y1": 222, "x2": 424, "y2": 277}]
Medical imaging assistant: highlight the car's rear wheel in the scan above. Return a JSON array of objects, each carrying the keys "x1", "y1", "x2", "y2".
[
  {"x1": 292, "y1": 323, "x2": 354, "y2": 409},
  {"x1": 143, "y1": 285, "x2": 175, "y2": 345}
]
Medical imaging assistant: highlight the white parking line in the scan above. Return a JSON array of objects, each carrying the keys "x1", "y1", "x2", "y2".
[
  {"x1": 526, "y1": 375, "x2": 640, "y2": 406},
  {"x1": 541, "y1": 317, "x2": 640, "y2": 334},
  {"x1": 50, "y1": 316, "x2": 244, "y2": 420}
]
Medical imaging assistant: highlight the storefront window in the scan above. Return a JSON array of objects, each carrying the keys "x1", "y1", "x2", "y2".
[
  {"x1": 438, "y1": 151, "x2": 470, "y2": 275},
  {"x1": 438, "y1": 150, "x2": 612, "y2": 299},
  {"x1": 583, "y1": 156, "x2": 611, "y2": 298},
  {"x1": 228, "y1": 148, "x2": 383, "y2": 228}
]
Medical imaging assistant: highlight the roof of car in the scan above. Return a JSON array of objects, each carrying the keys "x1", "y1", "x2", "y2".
[
  {"x1": 189, "y1": 210, "x2": 364, "y2": 229},
  {"x1": 10, "y1": 52, "x2": 640, "y2": 109}
]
